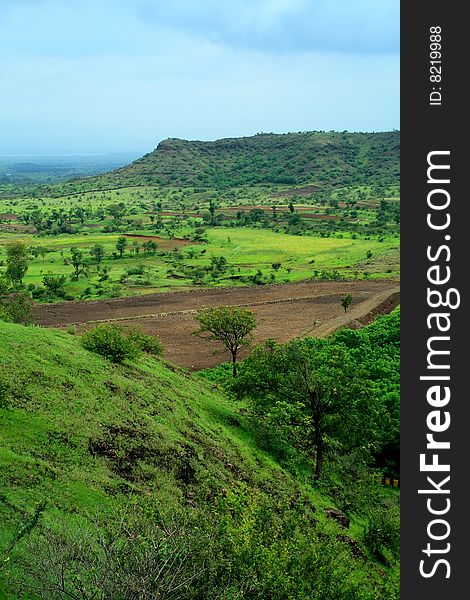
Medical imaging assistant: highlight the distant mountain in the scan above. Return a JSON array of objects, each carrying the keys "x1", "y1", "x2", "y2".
[{"x1": 44, "y1": 131, "x2": 400, "y2": 195}]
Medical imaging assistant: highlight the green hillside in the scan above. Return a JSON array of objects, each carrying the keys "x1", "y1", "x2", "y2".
[
  {"x1": 43, "y1": 131, "x2": 399, "y2": 195},
  {"x1": 0, "y1": 320, "x2": 398, "y2": 599}
]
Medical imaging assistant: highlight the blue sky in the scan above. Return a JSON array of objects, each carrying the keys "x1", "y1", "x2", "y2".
[{"x1": 0, "y1": 0, "x2": 399, "y2": 154}]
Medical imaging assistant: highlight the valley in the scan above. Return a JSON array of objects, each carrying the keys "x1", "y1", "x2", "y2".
[{"x1": 0, "y1": 131, "x2": 401, "y2": 600}]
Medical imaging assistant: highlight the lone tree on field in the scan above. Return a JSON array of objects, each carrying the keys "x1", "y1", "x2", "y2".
[
  {"x1": 340, "y1": 294, "x2": 353, "y2": 313},
  {"x1": 193, "y1": 306, "x2": 256, "y2": 376},
  {"x1": 5, "y1": 241, "x2": 29, "y2": 287}
]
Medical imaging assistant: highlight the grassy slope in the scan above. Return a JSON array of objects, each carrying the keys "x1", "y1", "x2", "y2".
[
  {"x1": 0, "y1": 321, "x2": 352, "y2": 595},
  {"x1": 0, "y1": 321, "x2": 397, "y2": 597},
  {"x1": 44, "y1": 131, "x2": 400, "y2": 194},
  {"x1": 0, "y1": 322, "x2": 295, "y2": 513}
]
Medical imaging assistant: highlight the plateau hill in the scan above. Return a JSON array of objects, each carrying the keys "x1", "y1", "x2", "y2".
[{"x1": 44, "y1": 130, "x2": 399, "y2": 195}]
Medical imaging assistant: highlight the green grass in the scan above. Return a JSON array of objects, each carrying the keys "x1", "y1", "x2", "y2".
[
  {"x1": 0, "y1": 320, "x2": 398, "y2": 598},
  {"x1": 205, "y1": 227, "x2": 398, "y2": 278},
  {"x1": 0, "y1": 321, "x2": 306, "y2": 517}
]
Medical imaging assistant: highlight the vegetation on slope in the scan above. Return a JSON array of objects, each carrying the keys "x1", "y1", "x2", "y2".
[
  {"x1": 0, "y1": 317, "x2": 398, "y2": 599},
  {"x1": 43, "y1": 131, "x2": 400, "y2": 195}
]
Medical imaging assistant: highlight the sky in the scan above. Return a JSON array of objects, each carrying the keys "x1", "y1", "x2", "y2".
[{"x1": 0, "y1": 0, "x2": 399, "y2": 155}]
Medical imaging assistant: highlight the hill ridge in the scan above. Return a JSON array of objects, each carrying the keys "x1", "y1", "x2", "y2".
[{"x1": 44, "y1": 130, "x2": 400, "y2": 195}]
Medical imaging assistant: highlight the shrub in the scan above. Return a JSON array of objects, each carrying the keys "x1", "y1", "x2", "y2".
[
  {"x1": 364, "y1": 501, "x2": 400, "y2": 563},
  {"x1": 81, "y1": 324, "x2": 139, "y2": 363},
  {"x1": 126, "y1": 265, "x2": 146, "y2": 276},
  {"x1": 0, "y1": 292, "x2": 34, "y2": 325},
  {"x1": 126, "y1": 328, "x2": 163, "y2": 356},
  {"x1": 42, "y1": 272, "x2": 67, "y2": 296}
]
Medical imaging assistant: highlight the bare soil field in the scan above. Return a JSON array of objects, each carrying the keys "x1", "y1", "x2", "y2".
[
  {"x1": 34, "y1": 279, "x2": 399, "y2": 370},
  {"x1": 121, "y1": 234, "x2": 197, "y2": 248}
]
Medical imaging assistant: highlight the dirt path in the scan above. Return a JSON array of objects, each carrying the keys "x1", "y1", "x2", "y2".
[
  {"x1": 301, "y1": 287, "x2": 400, "y2": 338},
  {"x1": 34, "y1": 279, "x2": 399, "y2": 370}
]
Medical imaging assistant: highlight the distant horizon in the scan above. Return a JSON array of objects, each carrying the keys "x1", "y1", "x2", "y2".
[
  {"x1": 0, "y1": 128, "x2": 400, "y2": 158},
  {"x1": 0, "y1": 152, "x2": 142, "y2": 158}
]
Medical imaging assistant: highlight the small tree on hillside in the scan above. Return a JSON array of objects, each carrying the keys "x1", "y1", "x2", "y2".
[
  {"x1": 5, "y1": 241, "x2": 29, "y2": 287},
  {"x1": 193, "y1": 306, "x2": 256, "y2": 376},
  {"x1": 341, "y1": 294, "x2": 353, "y2": 313},
  {"x1": 231, "y1": 339, "x2": 373, "y2": 481}
]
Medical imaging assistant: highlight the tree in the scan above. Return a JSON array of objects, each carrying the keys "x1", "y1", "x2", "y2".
[
  {"x1": 89, "y1": 244, "x2": 106, "y2": 266},
  {"x1": 42, "y1": 272, "x2": 67, "y2": 296},
  {"x1": 143, "y1": 240, "x2": 157, "y2": 254},
  {"x1": 232, "y1": 339, "x2": 372, "y2": 481},
  {"x1": 210, "y1": 256, "x2": 227, "y2": 274},
  {"x1": 116, "y1": 237, "x2": 127, "y2": 258},
  {"x1": 193, "y1": 306, "x2": 256, "y2": 376},
  {"x1": 30, "y1": 246, "x2": 47, "y2": 260},
  {"x1": 340, "y1": 294, "x2": 353, "y2": 313},
  {"x1": 74, "y1": 206, "x2": 87, "y2": 226},
  {"x1": 209, "y1": 200, "x2": 216, "y2": 226},
  {"x1": 5, "y1": 241, "x2": 29, "y2": 287},
  {"x1": 107, "y1": 202, "x2": 126, "y2": 221},
  {"x1": 70, "y1": 248, "x2": 86, "y2": 281}
]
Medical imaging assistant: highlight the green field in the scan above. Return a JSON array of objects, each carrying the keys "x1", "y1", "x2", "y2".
[{"x1": 0, "y1": 225, "x2": 398, "y2": 302}]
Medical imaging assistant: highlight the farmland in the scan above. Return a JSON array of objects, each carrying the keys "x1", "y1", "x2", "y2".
[
  {"x1": 0, "y1": 131, "x2": 401, "y2": 599},
  {"x1": 34, "y1": 278, "x2": 399, "y2": 370},
  {"x1": 1, "y1": 132, "x2": 400, "y2": 360},
  {"x1": 0, "y1": 136, "x2": 400, "y2": 305},
  {"x1": 0, "y1": 223, "x2": 398, "y2": 300}
]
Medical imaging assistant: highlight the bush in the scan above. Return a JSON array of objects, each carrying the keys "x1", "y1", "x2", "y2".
[
  {"x1": 0, "y1": 292, "x2": 34, "y2": 325},
  {"x1": 364, "y1": 500, "x2": 400, "y2": 563},
  {"x1": 42, "y1": 272, "x2": 67, "y2": 296},
  {"x1": 126, "y1": 328, "x2": 163, "y2": 356},
  {"x1": 81, "y1": 324, "x2": 139, "y2": 363},
  {"x1": 15, "y1": 493, "x2": 398, "y2": 600}
]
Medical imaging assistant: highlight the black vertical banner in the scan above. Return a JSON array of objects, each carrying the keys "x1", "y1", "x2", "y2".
[{"x1": 401, "y1": 4, "x2": 467, "y2": 599}]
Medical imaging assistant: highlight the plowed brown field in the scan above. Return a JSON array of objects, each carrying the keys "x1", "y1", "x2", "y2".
[{"x1": 34, "y1": 280, "x2": 399, "y2": 370}]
